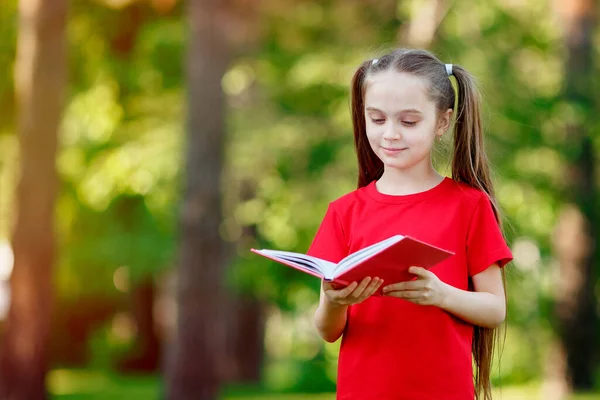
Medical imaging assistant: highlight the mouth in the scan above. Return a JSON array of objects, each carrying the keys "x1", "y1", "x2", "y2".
[{"x1": 381, "y1": 146, "x2": 407, "y2": 154}]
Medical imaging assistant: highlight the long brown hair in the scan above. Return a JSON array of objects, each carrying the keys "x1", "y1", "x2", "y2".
[{"x1": 351, "y1": 48, "x2": 504, "y2": 400}]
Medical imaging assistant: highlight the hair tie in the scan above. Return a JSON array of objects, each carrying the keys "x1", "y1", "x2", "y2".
[{"x1": 445, "y1": 63, "x2": 453, "y2": 76}]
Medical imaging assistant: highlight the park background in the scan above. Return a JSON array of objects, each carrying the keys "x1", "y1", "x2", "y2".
[{"x1": 0, "y1": 0, "x2": 599, "y2": 399}]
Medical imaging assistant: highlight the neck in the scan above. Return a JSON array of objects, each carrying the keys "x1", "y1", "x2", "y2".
[{"x1": 376, "y1": 161, "x2": 444, "y2": 196}]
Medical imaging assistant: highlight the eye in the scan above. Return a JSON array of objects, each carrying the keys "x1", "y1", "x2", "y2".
[
  {"x1": 402, "y1": 121, "x2": 417, "y2": 127},
  {"x1": 371, "y1": 118, "x2": 386, "y2": 124}
]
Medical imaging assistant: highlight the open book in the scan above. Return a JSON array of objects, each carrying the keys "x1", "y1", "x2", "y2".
[{"x1": 251, "y1": 234, "x2": 454, "y2": 292}]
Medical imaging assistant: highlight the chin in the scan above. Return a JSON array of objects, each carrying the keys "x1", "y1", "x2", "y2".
[
  {"x1": 378, "y1": 155, "x2": 411, "y2": 169},
  {"x1": 384, "y1": 163, "x2": 414, "y2": 171},
  {"x1": 379, "y1": 152, "x2": 429, "y2": 171},
  {"x1": 381, "y1": 161, "x2": 415, "y2": 170}
]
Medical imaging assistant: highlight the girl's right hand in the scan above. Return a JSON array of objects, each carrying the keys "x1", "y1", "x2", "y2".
[{"x1": 322, "y1": 277, "x2": 384, "y2": 306}]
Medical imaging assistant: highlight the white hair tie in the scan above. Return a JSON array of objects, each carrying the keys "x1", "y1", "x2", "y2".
[{"x1": 445, "y1": 63, "x2": 453, "y2": 76}]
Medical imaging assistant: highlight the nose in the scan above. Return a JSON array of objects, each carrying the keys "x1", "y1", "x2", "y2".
[{"x1": 381, "y1": 122, "x2": 401, "y2": 140}]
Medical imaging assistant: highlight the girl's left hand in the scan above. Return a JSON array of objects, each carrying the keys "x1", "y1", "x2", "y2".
[{"x1": 382, "y1": 266, "x2": 449, "y2": 306}]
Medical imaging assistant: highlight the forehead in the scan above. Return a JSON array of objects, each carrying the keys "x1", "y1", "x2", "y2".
[{"x1": 364, "y1": 71, "x2": 433, "y2": 113}]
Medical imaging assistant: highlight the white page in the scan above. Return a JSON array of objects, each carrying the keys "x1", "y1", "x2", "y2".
[
  {"x1": 259, "y1": 249, "x2": 336, "y2": 277},
  {"x1": 333, "y1": 235, "x2": 404, "y2": 277}
]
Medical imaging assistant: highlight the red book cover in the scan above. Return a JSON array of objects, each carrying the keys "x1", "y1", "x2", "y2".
[{"x1": 331, "y1": 236, "x2": 453, "y2": 286}]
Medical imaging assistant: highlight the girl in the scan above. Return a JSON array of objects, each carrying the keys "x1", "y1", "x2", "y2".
[{"x1": 309, "y1": 49, "x2": 512, "y2": 400}]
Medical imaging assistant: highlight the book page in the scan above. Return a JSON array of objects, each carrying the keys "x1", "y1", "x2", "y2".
[
  {"x1": 333, "y1": 235, "x2": 403, "y2": 276},
  {"x1": 258, "y1": 250, "x2": 335, "y2": 276}
]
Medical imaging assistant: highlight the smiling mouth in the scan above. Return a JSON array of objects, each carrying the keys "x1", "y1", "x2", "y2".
[{"x1": 381, "y1": 147, "x2": 407, "y2": 152}]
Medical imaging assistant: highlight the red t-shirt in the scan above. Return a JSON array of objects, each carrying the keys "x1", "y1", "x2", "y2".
[{"x1": 308, "y1": 177, "x2": 513, "y2": 400}]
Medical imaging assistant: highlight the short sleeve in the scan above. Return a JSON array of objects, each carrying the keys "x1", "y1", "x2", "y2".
[
  {"x1": 307, "y1": 203, "x2": 349, "y2": 263},
  {"x1": 466, "y1": 195, "x2": 513, "y2": 277}
]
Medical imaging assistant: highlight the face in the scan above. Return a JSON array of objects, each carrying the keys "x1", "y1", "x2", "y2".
[{"x1": 363, "y1": 70, "x2": 451, "y2": 172}]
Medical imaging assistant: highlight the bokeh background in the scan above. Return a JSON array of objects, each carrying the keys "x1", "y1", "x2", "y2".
[{"x1": 0, "y1": 0, "x2": 599, "y2": 399}]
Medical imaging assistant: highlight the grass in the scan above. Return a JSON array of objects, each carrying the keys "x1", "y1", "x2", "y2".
[
  {"x1": 48, "y1": 369, "x2": 600, "y2": 400},
  {"x1": 49, "y1": 369, "x2": 160, "y2": 399}
]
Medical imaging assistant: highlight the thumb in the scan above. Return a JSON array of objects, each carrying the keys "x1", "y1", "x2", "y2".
[
  {"x1": 322, "y1": 280, "x2": 342, "y2": 291},
  {"x1": 408, "y1": 266, "x2": 429, "y2": 278}
]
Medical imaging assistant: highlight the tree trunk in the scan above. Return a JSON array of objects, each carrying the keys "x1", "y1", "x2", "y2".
[
  {"x1": 165, "y1": 0, "x2": 231, "y2": 398},
  {"x1": 109, "y1": 5, "x2": 161, "y2": 374},
  {"x1": 552, "y1": 0, "x2": 598, "y2": 391},
  {"x1": 118, "y1": 277, "x2": 161, "y2": 373},
  {"x1": 222, "y1": 294, "x2": 265, "y2": 384},
  {"x1": 222, "y1": 182, "x2": 265, "y2": 385},
  {"x1": 398, "y1": 0, "x2": 449, "y2": 47},
  {"x1": 0, "y1": 0, "x2": 67, "y2": 398}
]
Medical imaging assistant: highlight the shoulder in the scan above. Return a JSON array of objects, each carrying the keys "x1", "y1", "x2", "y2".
[
  {"x1": 327, "y1": 183, "x2": 371, "y2": 214},
  {"x1": 445, "y1": 178, "x2": 492, "y2": 207},
  {"x1": 444, "y1": 179, "x2": 503, "y2": 233},
  {"x1": 436, "y1": 179, "x2": 498, "y2": 225}
]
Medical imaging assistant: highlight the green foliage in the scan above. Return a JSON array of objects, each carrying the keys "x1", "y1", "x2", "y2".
[
  {"x1": 0, "y1": 0, "x2": 17, "y2": 133},
  {"x1": 53, "y1": 2, "x2": 185, "y2": 298}
]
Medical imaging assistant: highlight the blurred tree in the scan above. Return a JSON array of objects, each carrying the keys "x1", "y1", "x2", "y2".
[
  {"x1": 0, "y1": 0, "x2": 67, "y2": 398},
  {"x1": 51, "y1": 0, "x2": 183, "y2": 372},
  {"x1": 552, "y1": 0, "x2": 599, "y2": 391},
  {"x1": 106, "y1": 3, "x2": 160, "y2": 374},
  {"x1": 165, "y1": 0, "x2": 231, "y2": 398}
]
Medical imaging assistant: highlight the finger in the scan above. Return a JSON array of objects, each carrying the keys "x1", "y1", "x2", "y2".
[
  {"x1": 326, "y1": 282, "x2": 358, "y2": 299},
  {"x1": 358, "y1": 277, "x2": 381, "y2": 297},
  {"x1": 382, "y1": 280, "x2": 423, "y2": 293},
  {"x1": 350, "y1": 277, "x2": 373, "y2": 299},
  {"x1": 382, "y1": 282, "x2": 402, "y2": 293},
  {"x1": 400, "y1": 291, "x2": 422, "y2": 299},
  {"x1": 408, "y1": 266, "x2": 430, "y2": 278},
  {"x1": 404, "y1": 291, "x2": 433, "y2": 305},
  {"x1": 370, "y1": 279, "x2": 383, "y2": 296},
  {"x1": 384, "y1": 289, "x2": 421, "y2": 299},
  {"x1": 335, "y1": 281, "x2": 358, "y2": 298}
]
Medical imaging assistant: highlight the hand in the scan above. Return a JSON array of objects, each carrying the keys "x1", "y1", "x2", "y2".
[
  {"x1": 382, "y1": 266, "x2": 448, "y2": 306},
  {"x1": 323, "y1": 277, "x2": 384, "y2": 306}
]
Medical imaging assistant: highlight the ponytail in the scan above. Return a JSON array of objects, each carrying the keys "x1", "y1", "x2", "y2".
[
  {"x1": 351, "y1": 61, "x2": 383, "y2": 188},
  {"x1": 452, "y1": 65, "x2": 505, "y2": 400},
  {"x1": 451, "y1": 66, "x2": 500, "y2": 222}
]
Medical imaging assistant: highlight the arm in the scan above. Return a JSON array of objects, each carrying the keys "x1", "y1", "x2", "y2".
[
  {"x1": 439, "y1": 265, "x2": 505, "y2": 328},
  {"x1": 314, "y1": 286, "x2": 348, "y2": 343},
  {"x1": 382, "y1": 265, "x2": 505, "y2": 329},
  {"x1": 314, "y1": 277, "x2": 383, "y2": 342}
]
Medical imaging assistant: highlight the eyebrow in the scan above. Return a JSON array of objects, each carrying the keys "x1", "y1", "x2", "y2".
[{"x1": 366, "y1": 107, "x2": 423, "y2": 114}]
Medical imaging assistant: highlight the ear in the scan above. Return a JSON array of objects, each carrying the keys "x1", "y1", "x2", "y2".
[{"x1": 437, "y1": 108, "x2": 453, "y2": 136}]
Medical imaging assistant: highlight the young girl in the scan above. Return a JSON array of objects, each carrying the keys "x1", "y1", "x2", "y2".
[{"x1": 309, "y1": 48, "x2": 512, "y2": 400}]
